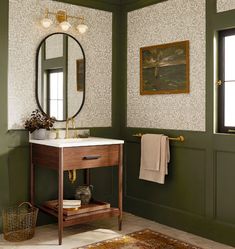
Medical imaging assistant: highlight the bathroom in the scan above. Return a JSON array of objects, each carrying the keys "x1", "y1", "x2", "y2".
[{"x1": 1, "y1": 0, "x2": 235, "y2": 248}]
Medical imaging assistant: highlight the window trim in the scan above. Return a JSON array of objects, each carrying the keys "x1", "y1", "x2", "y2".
[{"x1": 218, "y1": 28, "x2": 235, "y2": 133}]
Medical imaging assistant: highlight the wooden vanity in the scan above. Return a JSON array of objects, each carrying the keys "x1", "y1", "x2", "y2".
[{"x1": 30, "y1": 137, "x2": 124, "y2": 245}]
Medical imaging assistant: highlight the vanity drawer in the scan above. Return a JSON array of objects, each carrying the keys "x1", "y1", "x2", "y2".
[{"x1": 63, "y1": 144, "x2": 120, "y2": 170}]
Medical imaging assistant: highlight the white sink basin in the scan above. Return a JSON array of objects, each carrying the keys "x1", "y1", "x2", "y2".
[{"x1": 29, "y1": 137, "x2": 124, "y2": 148}]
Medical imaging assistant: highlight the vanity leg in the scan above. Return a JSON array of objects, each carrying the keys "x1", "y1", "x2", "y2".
[
  {"x1": 118, "y1": 144, "x2": 123, "y2": 231},
  {"x1": 58, "y1": 148, "x2": 64, "y2": 245},
  {"x1": 30, "y1": 144, "x2": 35, "y2": 206}
]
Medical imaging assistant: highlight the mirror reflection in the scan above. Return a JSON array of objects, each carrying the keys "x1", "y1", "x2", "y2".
[{"x1": 36, "y1": 33, "x2": 85, "y2": 121}]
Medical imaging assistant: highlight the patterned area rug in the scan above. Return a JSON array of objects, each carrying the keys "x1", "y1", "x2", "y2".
[{"x1": 77, "y1": 229, "x2": 203, "y2": 249}]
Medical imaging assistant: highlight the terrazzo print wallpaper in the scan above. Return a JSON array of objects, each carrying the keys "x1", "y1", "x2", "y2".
[
  {"x1": 217, "y1": 0, "x2": 235, "y2": 12},
  {"x1": 67, "y1": 37, "x2": 84, "y2": 118},
  {"x1": 8, "y1": 0, "x2": 112, "y2": 129},
  {"x1": 127, "y1": 0, "x2": 206, "y2": 131}
]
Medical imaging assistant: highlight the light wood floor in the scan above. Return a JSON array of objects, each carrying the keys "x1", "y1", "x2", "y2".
[{"x1": 0, "y1": 213, "x2": 234, "y2": 249}]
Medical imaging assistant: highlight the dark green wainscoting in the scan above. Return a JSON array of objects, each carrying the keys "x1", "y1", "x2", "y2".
[{"x1": 122, "y1": 132, "x2": 235, "y2": 247}]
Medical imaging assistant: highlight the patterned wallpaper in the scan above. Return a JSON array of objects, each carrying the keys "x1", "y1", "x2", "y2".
[
  {"x1": 67, "y1": 37, "x2": 84, "y2": 118},
  {"x1": 127, "y1": 0, "x2": 206, "y2": 131},
  {"x1": 8, "y1": 0, "x2": 112, "y2": 129},
  {"x1": 217, "y1": 0, "x2": 235, "y2": 12}
]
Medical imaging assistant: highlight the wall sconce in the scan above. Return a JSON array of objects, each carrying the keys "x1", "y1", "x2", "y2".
[{"x1": 40, "y1": 8, "x2": 88, "y2": 34}]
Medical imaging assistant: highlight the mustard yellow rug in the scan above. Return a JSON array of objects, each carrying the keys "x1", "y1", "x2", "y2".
[{"x1": 77, "y1": 229, "x2": 202, "y2": 249}]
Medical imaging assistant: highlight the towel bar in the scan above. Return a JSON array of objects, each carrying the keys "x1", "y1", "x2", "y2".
[{"x1": 133, "y1": 133, "x2": 185, "y2": 142}]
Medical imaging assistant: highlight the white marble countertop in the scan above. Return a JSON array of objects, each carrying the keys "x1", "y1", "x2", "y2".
[{"x1": 29, "y1": 137, "x2": 124, "y2": 148}]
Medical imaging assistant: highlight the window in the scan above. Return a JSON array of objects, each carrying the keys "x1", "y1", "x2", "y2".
[
  {"x1": 218, "y1": 29, "x2": 235, "y2": 133},
  {"x1": 47, "y1": 70, "x2": 65, "y2": 120}
]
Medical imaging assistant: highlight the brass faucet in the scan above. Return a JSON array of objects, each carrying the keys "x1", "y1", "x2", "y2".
[
  {"x1": 65, "y1": 117, "x2": 77, "y2": 139},
  {"x1": 71, "y1": 118, "x2": 78, "y2": 138}
]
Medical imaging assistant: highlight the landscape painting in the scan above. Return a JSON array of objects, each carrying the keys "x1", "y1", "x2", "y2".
[{"x1": 140, "y1": 41, "x2": 189, "y2": 94}]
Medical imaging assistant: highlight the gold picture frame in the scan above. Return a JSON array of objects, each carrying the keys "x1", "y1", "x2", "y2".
[{"x1": 140, "y1": 40, "x2": 189, "y2": 95}]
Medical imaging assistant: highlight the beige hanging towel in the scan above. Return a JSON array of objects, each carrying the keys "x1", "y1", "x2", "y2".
[{"x1": 139, "y1": 134, "x2": 170, "y2": 184}]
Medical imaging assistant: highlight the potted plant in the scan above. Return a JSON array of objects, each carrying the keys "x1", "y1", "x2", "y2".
[{"x1": 24, "y1": 109, "x2": 55, "y2": 140}]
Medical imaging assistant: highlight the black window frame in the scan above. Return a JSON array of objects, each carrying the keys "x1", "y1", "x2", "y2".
[{"x1": 218, "y1": 28, "x2": 235, "y2": 133}]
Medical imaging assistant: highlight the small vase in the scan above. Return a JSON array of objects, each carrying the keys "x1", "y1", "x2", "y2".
[
  {"x1": 74, "y1": 185, "x2": 93, "y2": 205},
  {"x1": 31, "y1": 129, "x2": 47, "y2": 140}
]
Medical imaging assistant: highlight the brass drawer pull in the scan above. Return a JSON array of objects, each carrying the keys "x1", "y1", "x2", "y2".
[{"x1": 83, "y1": 155, "x2": 101, "y2": 160}]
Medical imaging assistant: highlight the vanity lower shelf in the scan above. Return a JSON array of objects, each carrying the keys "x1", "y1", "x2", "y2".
[
  {"x1": 44, "y1": 199, "x2": 111, "y2": 216},
  {"x1": 39, "y1": 205, "x2": 120, "y2": 227}
]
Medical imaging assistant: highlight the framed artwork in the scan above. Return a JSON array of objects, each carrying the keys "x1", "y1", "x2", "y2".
[
  {"x1": 76, "y1": 59, "x2": 85, "y2": 91},
  {"x1": 140, "y1": 40, "x2": 189, "y2": 95}
]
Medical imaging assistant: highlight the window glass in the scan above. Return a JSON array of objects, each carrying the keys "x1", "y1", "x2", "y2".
[
  {"x1": 224, "y1": 82, "x2": 235, "y2": 126},
  {"x1": 225, "y1": 36, "x2": 235, "y2": 81},
  {"x1": 49, "y1": 71, "x2": 64, "y2": 120}
]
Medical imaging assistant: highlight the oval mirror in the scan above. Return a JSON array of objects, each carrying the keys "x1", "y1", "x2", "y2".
[{"x1": 36, "y1": 33, "x2": 85, "y2": 121}]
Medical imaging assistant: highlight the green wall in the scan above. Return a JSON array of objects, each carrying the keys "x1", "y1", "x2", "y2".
[
  {"x1": 2, "y1": 0, "x2": 235, "y2": 247},
  {"x1": 121, "y1": 0, "x2": 235, "y2": 247}
]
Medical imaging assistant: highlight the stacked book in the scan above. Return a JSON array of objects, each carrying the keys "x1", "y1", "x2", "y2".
[{"x1": 62, "y1": 200, "x2": 81, "y2": 210}]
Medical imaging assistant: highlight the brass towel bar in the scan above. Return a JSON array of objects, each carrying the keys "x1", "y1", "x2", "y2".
[{"x1": 133, "y1": 133, "x2": 185, "y2": 142}]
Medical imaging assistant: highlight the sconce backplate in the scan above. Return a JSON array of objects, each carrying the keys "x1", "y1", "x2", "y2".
[{"x1": 56, "y1": 10, "x2": 67, "y2": 23}]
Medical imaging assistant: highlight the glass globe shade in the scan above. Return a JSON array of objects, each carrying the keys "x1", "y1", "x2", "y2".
[
  {"x1": 76, "y1": 24, "x2": 88, "y2": 34},
  {"x1": 59, "y1": 21, "x2": 71, "y2": 31},
  {"x1": 41, "y1": 18, "x2": 53, "y2": 29}
]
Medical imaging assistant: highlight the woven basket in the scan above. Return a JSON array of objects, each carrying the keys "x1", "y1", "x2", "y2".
[{"x1": 2, "y1": 202, "x2": 38, "y2": 242}]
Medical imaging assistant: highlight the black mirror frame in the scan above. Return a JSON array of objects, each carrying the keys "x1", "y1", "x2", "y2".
[{"x1": 35, "y1": 32, "x2": 86, "y2": 122}]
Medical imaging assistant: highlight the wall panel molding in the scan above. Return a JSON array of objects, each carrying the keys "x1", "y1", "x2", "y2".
[
  {"x1": 124, "y1": 195, "x2": 235, "y2": 246},
  {"x1": 214, "y1": 151, "x2": 235, "y2": 225},
  {"x1": 0, "y1": 0, "x2": 10, "y2": 232},
  {"x1": 124, "y1": 195, "x2": 206, "y2": 218},
  {"x1": 125, "y1": 142, "x2": 206, "y2": 216}
]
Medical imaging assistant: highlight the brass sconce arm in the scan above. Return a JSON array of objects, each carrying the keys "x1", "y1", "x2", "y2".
[{"x1": 41, "y1": 8, "x2": 88, "y2": 33}]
